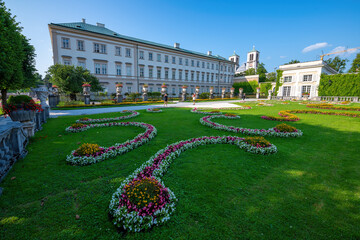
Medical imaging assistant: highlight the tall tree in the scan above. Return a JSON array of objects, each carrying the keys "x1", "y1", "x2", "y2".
[
  {"x1": 0, "y1": 0, "x2": 37, "y2": 106},
  {"x1": 244, "y1": 68, "x2": 256, "y2": 76},
  {"x1": 324, "y1": 56, "x2": 348, "y2": 73},
  {"x1": 348, "y1": 53, "x2": 360, "y2": 73},
  {"x1": 284, "y1": 60, "x2": 300, "y2": 65},
  {"x1": 256, "y1": 62, "x2": 267, "y2": 82},
  {"x1": 266, "y1": 72, "x2": 276, "y2": 82},
  {"x1": 47, "y1": 64, "x2": 103, "y2": 100}
]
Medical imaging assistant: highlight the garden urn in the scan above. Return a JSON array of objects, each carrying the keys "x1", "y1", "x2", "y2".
[
  {"x1": 161, "y1": 85, "x2": 167, "y2": 95},
  {"x1": 32, "y1": 85, "x2": 50, "y2": 120},
  {"x1": 116, "y1": 84, "x2": 123, "y2": 102},
  {"x1": 239, "y1": 88, "x2": 243, "y2": 98},
  {"x1": 230, "y1": 88, "x2": 235, "y2": 98},
  {"x1": 82, "y1": 83, "x2": 91, "y2": 105},
  {"x1": 256, "y1": 87, "x2": 260, "y2": 99},
  {"x1": 209, "y1": 87, "x2": 214, "y2": 99},
  {"x1": 142, "y1": 85, "x2": 149, "y2": 101},
  {"x1": 195, "y1": 86, "x2": 200, "y2": 99},
  {"x1": 221, "y1": 88, "x2": 226, "y2": 99}
]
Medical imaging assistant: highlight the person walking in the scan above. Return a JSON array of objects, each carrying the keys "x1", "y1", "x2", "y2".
[
  {"x1": 242, "y1": 93, "x2": 246, "y2": 101},
  {"x1": 192, "y1": 93, "x2": 196, "y2": 105},
  {"x1": 163, "y1": 93, "x2": 168, "y2": 107}
]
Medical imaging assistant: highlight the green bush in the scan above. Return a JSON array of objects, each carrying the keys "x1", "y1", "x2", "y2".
[
  {"x1": 7, "y1": 95, "x2": 32, "y2": 104},
  {"x1": 232, "y1": 80, "x2": 259, "y2": 94},
  {"x1": 319, "y1": 73, "x2": 360, "y2": 96},
  {"x1": 260, "y1": 83, "x2": 272, "y2": 96},
  {"x1": 199, "y1": 92, "x2": 210, "y2": 99}
]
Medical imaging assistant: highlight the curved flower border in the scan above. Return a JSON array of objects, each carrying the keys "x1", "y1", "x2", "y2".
[
  {"x1": 65, "y1": 122, "x2": 157, "y2": 165},
  {"x1": 109, "y1": 135, "x2": 277, "y2": 232},
  {"x1": 146, "y1": 108, "x2": 163, "y2": 113},
  {"x1": 190, "y1": 106, "x2": 251, "y2": 115},
  {"x1": 201, "y1": 115, "x2": 303, "y2": 137},
  {"x1": 76, "y1": 110, "x2": 140, "y2": 123},
  {"x1": 261, "y1": 109, "x2": 360, "y2": 121}
]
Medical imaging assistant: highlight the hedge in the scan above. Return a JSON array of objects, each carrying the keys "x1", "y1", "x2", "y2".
[
  {"x1": 260, "y1": 83, "x2": 272, "y2": 96},
  {"x1": 232, "y1": 81, "x2": 259, "y2": 94},
  {"x1": 318, "y1": 73, "x2": 360, "y2": 96}
]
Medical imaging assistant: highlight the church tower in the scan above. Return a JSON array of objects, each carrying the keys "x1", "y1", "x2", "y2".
[
  {"x1": 229, "y1": 51, "x2": 239, "y2": 67},
  {"x1": 246, "y1": 46, "x2": 260, "y2": 71}
]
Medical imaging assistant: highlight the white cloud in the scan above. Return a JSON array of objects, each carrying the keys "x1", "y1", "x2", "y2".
[
  {"x1": 302, "y1": 42, "x2": 330, "y2": 53},
  {"x1": 328, "y1": 46, "x2": 359, "y2": 57},
  {"x1": 280, "y1": 56, "x2": 287, "y2": 59}
]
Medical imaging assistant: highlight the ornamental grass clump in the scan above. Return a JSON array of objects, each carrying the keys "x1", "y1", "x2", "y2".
[
  {"x1": 274, "y1": 123, "x2": 298, "y2": 133},
  {"x1": 244, "y1": 136, "x2": 271, "y2": 148},
  {"x1": 74, "y1": 143, "x2": 104, "y2": 157},
  {"x1": 120, "y1": 177, "x2": 170, "y2": 216}
]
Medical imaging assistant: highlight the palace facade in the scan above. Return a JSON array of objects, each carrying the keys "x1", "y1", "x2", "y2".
[{"x1": 48, "y1": 20, "x2": 235, "y2": 95}]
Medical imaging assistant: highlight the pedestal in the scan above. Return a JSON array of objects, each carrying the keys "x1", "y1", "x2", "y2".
[
  {"x1": 181, "y1": 94, "x2": 186, "y2": 102},
  {"x1": 230, "y1": 94, "x2": 234, "y2": 98},
  {"x1": 256, "y1": 93, "x2": 260, "y2": 99},
  {"x1": 222, "y1": 94, "x2": 225, "y2": 99},
  {"x1": 117, "y1": 95, "x2": 123, "y2": 103},
  {"x1": 40, "y1": 110, "x2": 47, "y2": 123},
  {"x1": 22, "y1": 121, "x2": 36, "y2": 137},
  {"x1": 84, "y1": 95, "x2": 90, "y2": 105},
  {"x1": 44, "y1": 106, "x2": 50, "y2": 119},
  {"x1": 48, "y1": 95, "x2": 58, "y2": 108},
  {"x1": 35, "y1": 112, "x2": 42, "y2": 131},
  {"x1": 210, "y1": 93, "x2": 214, "y2": 99},
  {"x1": 142, "y1": 93, "x2": 148, "y2": 101}
]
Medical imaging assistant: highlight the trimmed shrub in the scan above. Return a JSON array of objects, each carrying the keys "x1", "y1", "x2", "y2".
[
  {"x1": 319, "y1": 73, "x2": 360, "y2": 96},
  {"x1": 232, "y1": 80, "x2": 259, "y2": 94}
]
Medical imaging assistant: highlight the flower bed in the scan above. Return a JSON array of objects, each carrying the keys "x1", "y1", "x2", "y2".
[
  {"x1": 66, "y1": 121, "x2": 157, "y2": 165},
  {"x1": 65, "y1": 123, "x2": 90, "y2": 133},
  {"x1": 191, "y1": 108, "x2": 222, "y2": 114},
  {"x1": 257, "y1": 103, "x2": 274, "y2": 106},
  {"x1": 146, "y1": 108, "x2": 162, "y2": 113},
  {"x1": 76, "y1": 110, "x2": 139, "y2": 123},
  {"x1": 306, "y1": 103, "x2": 360, "y2": 111},
  {"x1": 200, "y1": 115, "x2": 303, "y2": 137},
  {"x1": 261, "y1": 109, "x2": 360, "y2": 121},
  {"x1": 109, "y1": 135, "x2": 277, "y2": 232}
]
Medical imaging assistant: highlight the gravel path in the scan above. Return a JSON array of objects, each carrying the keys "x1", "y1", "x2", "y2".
[{"x1": 49, "y1": 99, "x2": 259, "y2": 117}]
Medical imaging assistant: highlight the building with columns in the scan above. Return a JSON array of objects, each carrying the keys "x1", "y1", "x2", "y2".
[
  {"x1": 277, "y1": 60, "x2": 337, "y2": 99},
  {"x1": 48, "y1": 20, "x2": 235, "y2": 95}
]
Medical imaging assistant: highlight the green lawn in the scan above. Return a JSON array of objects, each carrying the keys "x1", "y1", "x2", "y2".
[{"x1": 1, "y1": 102, "x2": 360, "y2": 239}]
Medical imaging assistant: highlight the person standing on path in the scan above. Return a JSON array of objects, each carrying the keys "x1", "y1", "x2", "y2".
[
  {"x1": 192, "y1": 93, "x2": 196, "y2": 105},
  {"x1": 164, "y1": 93, "x2": 168, "y2": 107},
  {"x1": 242, "y1": 93, "x2": 246, "y2": 101}
]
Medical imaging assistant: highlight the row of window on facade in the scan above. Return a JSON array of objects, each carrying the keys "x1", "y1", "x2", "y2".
[
  {"x1": 112, "y1": 86, "x2": 230, "y2": 94},
  {"x1": 282, "y1": 85, "x2": 312, "y2": 96},
  {"x1": 63, "y1": 59, "x2": 232, "y2": 83},
  {"x1": 283, "y1": 75, "x2": 313, "y2": 83},
  {"x1": 61, "y1": 37, "x2": 233, "y2": 72}
]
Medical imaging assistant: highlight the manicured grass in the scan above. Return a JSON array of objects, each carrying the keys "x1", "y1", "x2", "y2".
[{"x1": 1, "y1": 102, "x2": 360, "y2": 239}]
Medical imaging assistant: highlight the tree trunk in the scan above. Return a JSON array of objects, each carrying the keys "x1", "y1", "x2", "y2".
[{"x1": 1, "y1": 89, "x2": 7, "y2": 108}]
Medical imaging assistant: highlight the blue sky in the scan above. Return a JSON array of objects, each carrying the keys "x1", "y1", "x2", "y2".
[{"x1": 5, "y1": 0, "x2": 360, "y2": 76}]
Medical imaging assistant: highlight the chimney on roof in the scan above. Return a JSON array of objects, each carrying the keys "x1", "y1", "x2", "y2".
[
  {"x1": 207, "y1": 51, "x2": 212, "y2": 56},
  {"x1": 96, "y1": 22, "x2": 105, "y2": 27},
  {"x1": 82, "y1": 18, "x2": 86, "y2": 23},
  {"x1": 174, "y1": 43, "x2": 180, "y2": 49}
]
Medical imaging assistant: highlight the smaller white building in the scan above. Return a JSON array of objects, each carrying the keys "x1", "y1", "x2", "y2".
[{"x1": 277, "y1": 60, "x2": 337, "y2": 99}]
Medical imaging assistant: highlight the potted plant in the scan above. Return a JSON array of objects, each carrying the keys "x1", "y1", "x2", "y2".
[{"x1": 2, "y1": 95, "x2": 43, "y2": 122}]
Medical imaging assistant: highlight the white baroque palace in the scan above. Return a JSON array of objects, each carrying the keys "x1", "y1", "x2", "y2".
[
  {"x1": 277, "y1": 60, "x2": 337, "y2": 99},
  {"x1": 48, "y1": 20, "x2": 235, "y2": 95}
]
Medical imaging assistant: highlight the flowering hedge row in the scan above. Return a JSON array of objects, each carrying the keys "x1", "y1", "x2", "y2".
[
  {"x1": 146, "y1": 108, "x2": 162, "y2": 113},
  {"x1": 306, "y1": 103, "x2": 360, "y2": 111},
  {"x1": 261, "y1": 109, "x2": 360, "y2": 121},
  {"x1": 76, "y1": 110, "x2": 139, "y2": 123},
  {"x1": 65, "y1": 121, "x2": 157, "y2": 165},
  {"x1": 200, "y1": 115, "x2": 303, "y2": 137},
  {"x1": 109, "y1": 135, "x2": 277, "y2": 232}
]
